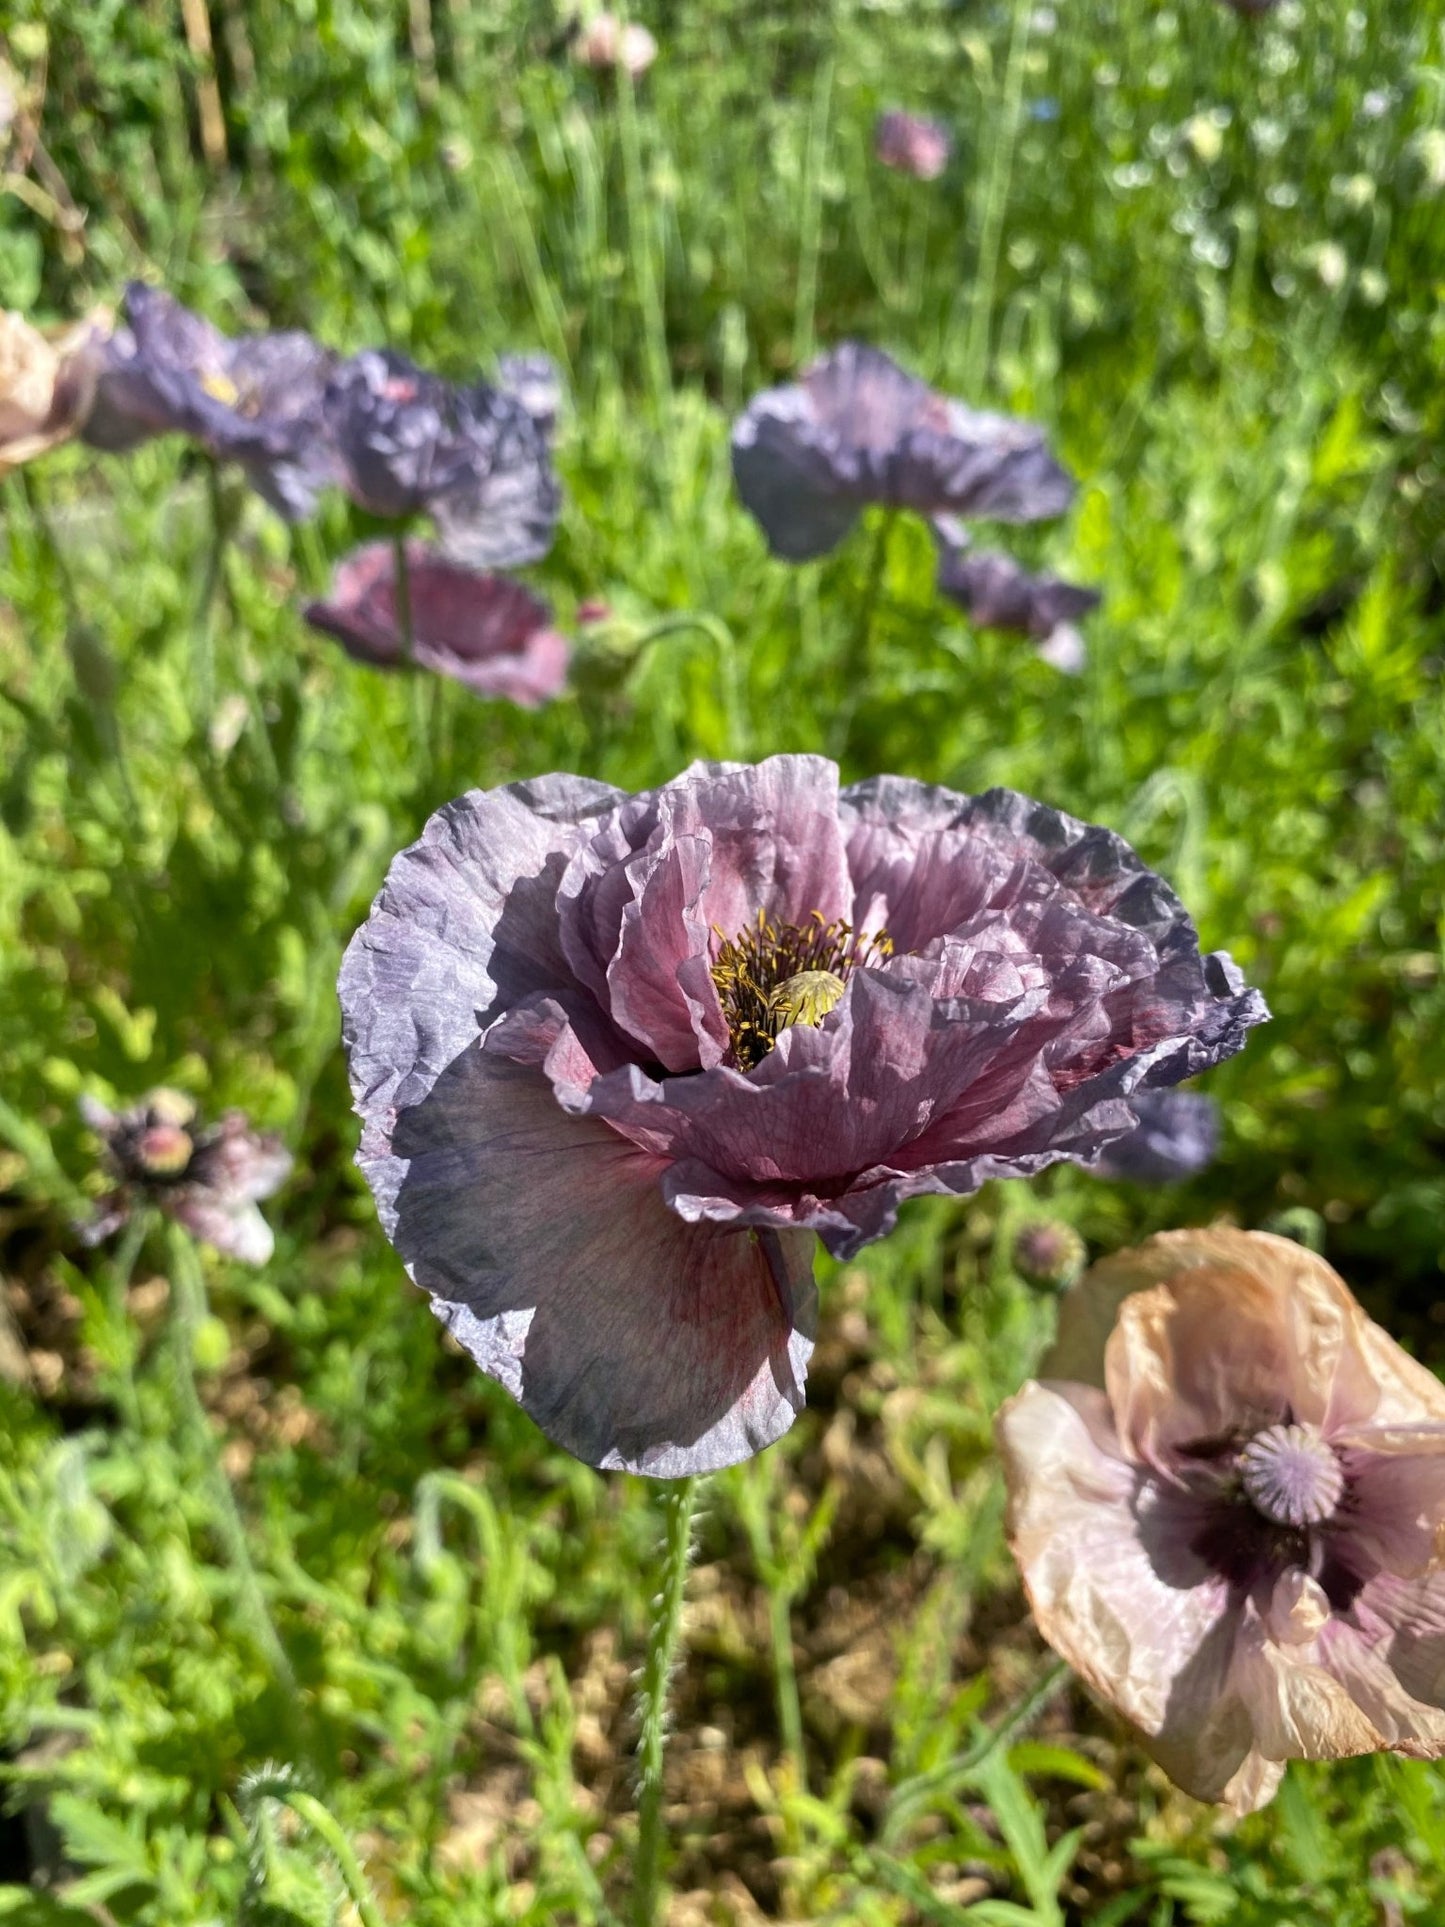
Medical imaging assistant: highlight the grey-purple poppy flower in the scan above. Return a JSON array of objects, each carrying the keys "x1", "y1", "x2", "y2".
[
  {"x1": 79, "y1": 1089, "x2": 291, "y2": 1266},
  {"x1": 999, "y1": 1229, "x2": 1445, "y2": 1813},
  {"x1": 933, "y1": 522, "x2": 1100, "y2": 670},
  {"x1": 305, "y1": 540, "x2": 569, "y2": 708},
  {"x1": 339, "y1": 754, "x2": 1266, "y2": 1476},
  {"x1": 874, "y1": 110, "x2": 953, "y2": 181},
  {"x1": 1093, "y1": 1089, "x2": 1220, "y2": 1182},
  {"x1": 323, "y1": 349, "x2": 561, "y2": 570},
  {"x1": 80, "y1": 284, "x2": 339, "y2": 520},
  {"x1": 731, "y1": 343, "x2": 1076, "y2": 562}
]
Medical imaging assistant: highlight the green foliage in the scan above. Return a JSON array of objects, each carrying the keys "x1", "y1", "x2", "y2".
[{"x1": 2, "y1": 0, "x2": 1445, "y2": 1920}]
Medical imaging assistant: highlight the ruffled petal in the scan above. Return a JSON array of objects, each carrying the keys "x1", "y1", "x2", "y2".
[
  {"x1": 367, "y1": 1040, "x2": 816, "y2": 1475},
  {"x1": 339, "y1": 775, "x2": 624, "y2": 1117}
]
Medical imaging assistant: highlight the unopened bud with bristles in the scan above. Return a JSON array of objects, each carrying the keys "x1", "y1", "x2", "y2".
[{"x1": 1012, "y1": 1219, "x2": 1087, "y2": 1291}]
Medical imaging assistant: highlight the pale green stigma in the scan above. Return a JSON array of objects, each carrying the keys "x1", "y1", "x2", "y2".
[{"x1": 770, "y1": 969, "x2": 847, "y2": 1032}]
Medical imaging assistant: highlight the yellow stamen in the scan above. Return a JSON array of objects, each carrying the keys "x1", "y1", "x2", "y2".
[{"x1": 770, "y1": 969, "x2": 846, "y2": 1031}]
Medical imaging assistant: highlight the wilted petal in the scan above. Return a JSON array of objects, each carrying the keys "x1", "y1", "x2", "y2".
[
  {"x1": 169, "y1": 1192, "x2": 276, "y2": 1266},
  {"x1": 732, "y1": 343, "x2": 1076, "y2": 561},
  {"x1": 369, "y1": 1019, "x2": 816, "y2": 1474},
  {"x1": 305, "y1": 540, "x2": 569, "y2": 707},
  {"x1": 998, "y1": 1379, "x2": 1254, "y2": 1798},
  {"x1": 0, "y1": 309, "x2": 104, "y2": 475},
  {"x1": 1093, "y1": 1091, "x2": 1219, "y2": 1182},
  {"x1": 934, "y1": 536, "x2": 1100, "y2": 642}
]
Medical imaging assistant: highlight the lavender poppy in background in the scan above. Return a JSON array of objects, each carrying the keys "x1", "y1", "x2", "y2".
[
  {"x1": 80, "y1": 1089, "x2": 291, "y2": 1265},
  {"x1": 874, "y1": 109, "x2": 953, "y2": 181},
  {"x1": 81, "y1": 284, "x2": 339, "y2": 519},
  {"x1": 999, "y1": 1229, "x2": 1445, "y2": 1813},
  {"x1": 305, "y1": 540, "x2": 569, "y2": 708},
  {"x1": 1093, "y1": 1089, "x2": 1219, "y2": 1181},
  {"x1": 339, "y1": 754, "x2": 1265, "y2": 1476},
  {"x1": 933, "y1": 519, "x2": 1100, "y2": 671},
  {"x1": 731, "y1": 343, "x2": 1076, "y2": 561},
  {"x1": 323, "y1": 349, "x2": 560, "y2": 570}
]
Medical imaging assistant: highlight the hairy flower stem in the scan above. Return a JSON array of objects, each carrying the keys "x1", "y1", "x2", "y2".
[
  {"x1": 835, "y1": 509, "x2": 896, "y2": 761},
  {"x1": 242, "y1": 1771, "x2": 390, "y2": 1927},
  {"x1": 392, "y1": 533, "x2": 415, "y2": 662},
  {"x1": 165, "y1": 1221, "x2": 298, "y2": 1705},
  {"x1": 632, "y1": 1475, "x2": 701, "y2": 1927},
  {"x1": 106, "y1": 1212, "x2": 149, "y2": 1431},
  {"x1": 194, "y1": 460, "x2": 236, "y2": 721}
]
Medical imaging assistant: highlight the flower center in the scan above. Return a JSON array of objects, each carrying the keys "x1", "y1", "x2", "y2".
[
  {"x1": 137, "y1": 1123, "x2": 195, "y2": 1178},
  {"x1": 710, "y1": 910, "x2": 891, "y2": 1070},
  {"x1": 1238, "y1": 1422, "x2": 1344, "y2": 1528}
]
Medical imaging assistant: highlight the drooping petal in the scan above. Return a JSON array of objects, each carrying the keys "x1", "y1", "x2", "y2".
[
  {"x1": 305, "y1": 541, "x2": 569, "y2": 707},
  {"x1": 933, "y1": 537, "x2": 1100, "y2": 642},
  {"x1": 167, "y1": 1191, "x2": 276, "y2": 1266},
  {"x1": 366, "y1": 1035, "x2": 816, "y2": 1475},
  {"x1": 997, "y1": 1379, "x2": 1254, "y2": 1800}
]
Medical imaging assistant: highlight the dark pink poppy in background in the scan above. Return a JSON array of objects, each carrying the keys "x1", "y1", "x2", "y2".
[
  {"x1": 874, "y1": 110, "x2": 953, "y2": 181},
  {"x1": 730, "y1": 343, "x2": 1076, "y2": 561},
  {"x1": 339, "y1": 755, "x2": 1266, "y2": 1475},
  {"x1": 80, "y1": 1090, "x2": 291, "y2": 1265},
  {"x1": 305, "y1": 540, "x2": 569, "y2": 707}
]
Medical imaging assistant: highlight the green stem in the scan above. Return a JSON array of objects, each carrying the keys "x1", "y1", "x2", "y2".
[
  {"x1": 961, "y1": 0, "x2": 1033, "y2": 390},
  {"x1": 165, "y1": 1220, "x2": 298, "y2": 1702},
  {"x1": 392, "y1": 533, "x2": 415, "y2": 662},
  {"x1": 106, "y1": 1212, "x2": 149, "y2": 1431},
  {"x1": 792, "y1": 54, "x2": 835, "y2": 366},
  {"x1": 833, "y1": 509, "x2": 896, "y2": 763},
  {"x1": 630, "y1": 611, "x2": 748, "y2": 757},
  {"x1": 194, "y1": 461, "x2": 234, "y2": 721},
  {"x1": 881, "y1": 1657, "x2": 1069, "y2": 1843},
  {"x1": 242, "y1": 1772, "x2": 390, "y2": 1927},
  {"x1": 632, "y1": 1475, "x2": 701, "y2": 1927},
  {"x1": 767, "y1": 1578, "x2": 806, "y2": 1781}
]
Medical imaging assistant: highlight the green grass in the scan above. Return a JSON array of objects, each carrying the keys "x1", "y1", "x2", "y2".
[{"x1": 3, "y1": 0, "x2": 1445, "y2": 1919}]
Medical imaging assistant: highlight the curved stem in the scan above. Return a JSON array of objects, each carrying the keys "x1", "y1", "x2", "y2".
[
  {"x1": 242, "y1": 1772, "x2": 389, "y2": 1927},
  {"x1": 833, "y1": 508, "x2": 896, "y2": 762},
  {"x1": 632, "y1": 1475, "x2": 701, "y2": 1927},
  {"x1": 165, "y1": 1221, "x2": 298, "y2": 1703},
  {"x1": 630, "y1": 611, "x2": 748, "y2": 758},
  {"x1": 960, "y1": 0, "x2": 1033, "y2": 389},
  {"x1": 392, "y1": 533, "x2": 415, "y2": 662}
]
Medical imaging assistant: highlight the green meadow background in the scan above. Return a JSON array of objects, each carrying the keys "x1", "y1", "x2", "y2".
[{"x1": 3, "y1": 0, "x2": 1445, "y2": 1919}]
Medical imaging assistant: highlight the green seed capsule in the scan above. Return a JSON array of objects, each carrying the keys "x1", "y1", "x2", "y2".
[{"x1": 769, "y1": 969, "x2": 847, "y2": 1032}]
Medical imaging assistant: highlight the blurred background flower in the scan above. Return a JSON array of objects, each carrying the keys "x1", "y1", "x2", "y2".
[
  {"x1": 305, "y1": 540, "x2": 569, "y2": 707},
  {"x1": 323, "y1": 348, "x2": 561, "y2": 568},
  {"x1": 874, "y1": 109, "x2": 953, "y2": 181},
  {"x1": 80, "y1": 284, "x2": 339, "y2": 519},
  {"x1": 79, "y1": 1090, "x2": 291, "y2": 1265},
  {"x1": 0, "y1": 308, "x2": 105, "y2": 476},
  {"x1": 731, "y1": 342, "x2": 1076, "y2": 560}
]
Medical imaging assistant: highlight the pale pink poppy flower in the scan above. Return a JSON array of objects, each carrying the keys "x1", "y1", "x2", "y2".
[
  {"x1": 874, "y1": 110, "x2": 953, "y2": 182},
  {"x1": 998, "y1": 1228, "x2": 1445, "y2": 1812}
]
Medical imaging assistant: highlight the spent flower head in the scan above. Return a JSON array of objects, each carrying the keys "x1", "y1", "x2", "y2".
[
  {"x1": 933, "y1": 520, "x2": 1099, "y2": 668},
  {"x1": 0, "y1": 309, "x2": 106, "y2": 477},
  {"x1": 323, "y1": 348, "x2": 561, "y2": 570},
  {"x1": 81, "y1": 284, "x2": 339, "y2": 519},
  {"x1": 731, "y1": 342, "x2": 1076, "y2": 562},
  {"x1": 80, "y1": 1090, "x2": 291, "y2": 1266},
  {"x1": 998, "y1": 1229, "x2": 1445, "y2": 1812},
  {"x1": 340, "y1": 754, "x2": 1265, "y2": 1475},
  {"x1": 305, "y1": 540, "x2": 569, "y2": 708}
]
